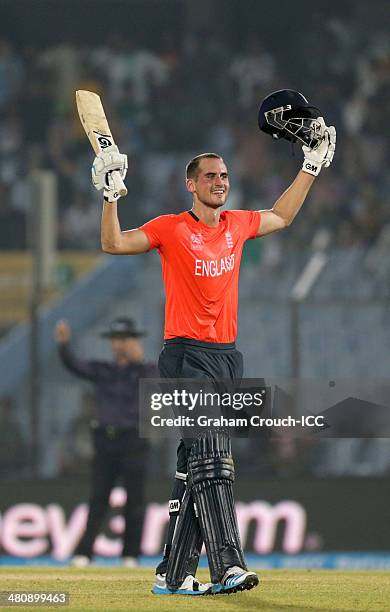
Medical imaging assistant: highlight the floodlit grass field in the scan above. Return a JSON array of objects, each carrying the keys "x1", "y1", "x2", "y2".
[{"x1": 0, "y1": 568, "x2": 389, "y2": 611}]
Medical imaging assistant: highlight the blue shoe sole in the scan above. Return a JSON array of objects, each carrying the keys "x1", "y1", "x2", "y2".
[
  {"x1": 211, "y1": 573, "x2": 259, "y2": 595},
  {"x1": 151, "y1": 586, "x2": 212, "y2": 596}
]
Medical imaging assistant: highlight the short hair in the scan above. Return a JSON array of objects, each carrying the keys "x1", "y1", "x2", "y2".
[{"x1": 186, "y1": 153, "x2": 223, "y2": 180}]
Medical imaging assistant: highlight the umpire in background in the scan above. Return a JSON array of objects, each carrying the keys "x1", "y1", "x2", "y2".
[{"x1": 54, "y1": 317, "x2": 157, "y2": 567}]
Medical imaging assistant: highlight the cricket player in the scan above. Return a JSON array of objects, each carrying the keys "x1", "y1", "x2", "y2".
[{"x1": 91, "y1": 90, "x2": 336, "y2": 595}]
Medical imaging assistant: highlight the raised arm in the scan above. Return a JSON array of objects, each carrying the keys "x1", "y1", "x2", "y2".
[
  {"x1": 54, "y1": 320, "x2": 100, "y2": 381},
  {"x1": 257, "y1": 171, "x2": 315, "y2": 237},
  {"x1": 90, "y1": 149, "x2": 151, "y2": 255},
  {"x1": 101, "y1": 200, "x2": 151, "y2": 255},
  {"x1": 256, "y1": 121, "x2": 336, "y2": 238}
]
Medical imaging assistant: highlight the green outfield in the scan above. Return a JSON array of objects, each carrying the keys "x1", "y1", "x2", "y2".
[{"x1": 0, "y1": 568, "x2": 389, "y2": 612}]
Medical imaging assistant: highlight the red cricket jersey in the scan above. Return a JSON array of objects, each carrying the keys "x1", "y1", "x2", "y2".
[{"x1": 140, "y1": 210, "x2": 261, "y2": 343}]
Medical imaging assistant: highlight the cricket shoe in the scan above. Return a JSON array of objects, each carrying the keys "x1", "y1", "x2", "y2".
[
  {"x1": 211, "y1": 566, "x2": 259, "y2": 594},
  {"x1": 151, "y1": 573, "x2": 212, "y2": 595}
]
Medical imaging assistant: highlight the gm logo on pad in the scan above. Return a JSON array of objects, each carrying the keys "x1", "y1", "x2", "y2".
[{"x1": 169, "y1": 499, "x2": 180, "y2": 513}]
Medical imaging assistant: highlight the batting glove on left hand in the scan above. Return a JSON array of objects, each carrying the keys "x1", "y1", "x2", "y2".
[
  {"x1": 302, "y1": 117, "x2": 336, "y2": 176},
  {"x1": 91, "y1": 146, "x2": 128, "y2": 201}
]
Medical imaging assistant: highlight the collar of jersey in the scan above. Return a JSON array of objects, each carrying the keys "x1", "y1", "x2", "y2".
[{"x1": 186, "y1": 210, "x2": 225, "y2": 231}]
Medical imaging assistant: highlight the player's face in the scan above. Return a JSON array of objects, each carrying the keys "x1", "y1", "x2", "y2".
[
  {"x1": 188, "y1": 158, "x2": 230, "y2": 208},
  {"x1": 111, "y1": 337, "x2": 144, "y2": 363}
]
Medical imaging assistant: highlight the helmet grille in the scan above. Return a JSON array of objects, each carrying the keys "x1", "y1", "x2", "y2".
[{"x1": 265, "y1": 104, "x2": 323, "y2": 149}]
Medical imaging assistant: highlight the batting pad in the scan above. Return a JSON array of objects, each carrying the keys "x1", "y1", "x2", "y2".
[
  {"x1": 188, "y1": 430, "x2": 247, "y2": 583},
  {"x1": 165, "y1": 487, "x2": 203, "y2": 589}
]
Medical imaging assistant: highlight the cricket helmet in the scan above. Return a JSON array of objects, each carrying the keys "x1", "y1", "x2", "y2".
[{"x1": 258, "y1": 89, "x2": 323, "y2": 149}]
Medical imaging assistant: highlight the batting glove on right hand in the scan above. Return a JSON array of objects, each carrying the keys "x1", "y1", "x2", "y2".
[
  {"x1": 91, "y1": 146, "x2": 128, "y2": 201},
  {"x1": 302, "y1": 117, "x2": 336, "y2": 176}
]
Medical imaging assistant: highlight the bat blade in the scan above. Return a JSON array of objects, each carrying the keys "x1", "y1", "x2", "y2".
[{"x1": 75, "y1": 90, "x2": 127, "y2": 197}]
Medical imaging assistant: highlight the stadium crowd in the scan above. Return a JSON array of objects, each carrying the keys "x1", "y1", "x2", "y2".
[{"x1": 0, "y1": 19, "x2": 389, "y2": 255}]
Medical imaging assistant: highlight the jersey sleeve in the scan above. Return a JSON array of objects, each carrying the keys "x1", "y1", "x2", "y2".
[
  {"x1": 140, "y1": 214, "x2": 175, "y2": 250},
  {"x1": 230, "y1": 210, "x2": 261, "y2": 241}
]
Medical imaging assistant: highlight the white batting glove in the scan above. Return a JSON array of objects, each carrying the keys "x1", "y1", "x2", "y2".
[
  {"x1": 91, "y1": 146, "x2": 128, "y2": 201},
  {"x1": 302, "y1": 117, "x2": 336, "y2": 176}
]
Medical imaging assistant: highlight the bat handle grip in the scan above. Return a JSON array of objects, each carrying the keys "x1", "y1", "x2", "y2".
[{"x1": 112, "y1": 171, "x2": 128, "y2": 197}]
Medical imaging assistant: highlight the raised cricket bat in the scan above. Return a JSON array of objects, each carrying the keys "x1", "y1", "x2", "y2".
[{"x1": 75, "y1": 90, "x2": 127, "y2": 197}]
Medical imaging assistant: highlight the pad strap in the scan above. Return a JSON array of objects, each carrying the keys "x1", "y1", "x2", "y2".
[{"x1": 175, "y1": 471, "x2": 187, "y2": 481}]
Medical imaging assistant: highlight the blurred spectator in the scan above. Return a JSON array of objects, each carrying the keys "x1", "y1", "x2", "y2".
[
  {"x1": 158, "y1": 171, "x2": 186, "y2": 216},
  {"x1": 0, "y1": 183, "x2": 26, "y2": 249},
  {"x1": 20, "y1": 70, "x2": 55, "y2": 145},
  {"x1": 230, "y1": 37, "x2": 276, "y2": 109},
  {"x1": 94, "y1": 35, "x2": 168, "y2": 105},
  {"x1": 117, "y1": 157, "x2": 148, "y2": 228},
  {"x1": 0, "y1": 109, "x2": 22, "y2": 185},
  {"x1": 0, "y1": 39, "x2": 24, "y2": 110},
  {"x1": 60, "y1": 191, "x2": 100, "y2": 249},
  {"x1": 38, "y1": 40, "x2": 82, "y2": 108}
]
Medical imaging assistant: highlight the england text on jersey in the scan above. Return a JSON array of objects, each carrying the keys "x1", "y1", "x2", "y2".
[{"x1": 194, "y1": 254, "x2": 235, "y2": 278}]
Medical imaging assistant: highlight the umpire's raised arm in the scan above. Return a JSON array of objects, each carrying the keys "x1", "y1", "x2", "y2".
[{"x1": 54, "y1": 320, "x2": 101, "y2": 381}]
